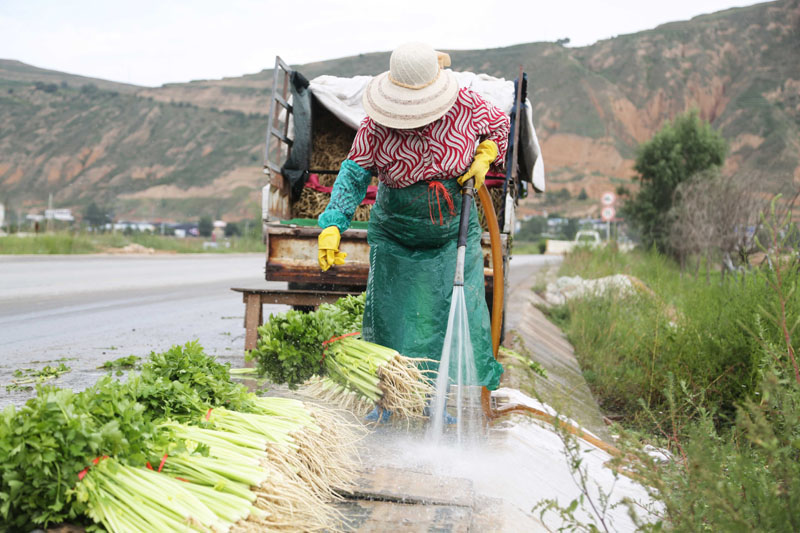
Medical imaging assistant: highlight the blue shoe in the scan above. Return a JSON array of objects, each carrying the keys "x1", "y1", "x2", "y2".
[
  {"x1": 423, "y1": 404, "x2": 458, "y2": 425},
  {"x1": 365, "y1": 405, "x2": 392, "y2": 423}
]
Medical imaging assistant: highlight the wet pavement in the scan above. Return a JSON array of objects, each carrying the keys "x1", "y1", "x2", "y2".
[
  {"x1": 338, "y1": 252, "x2": 656, "y2": 532},
  {"x1": 0, "y1": 253, "x2": 281, "y2": 407}
]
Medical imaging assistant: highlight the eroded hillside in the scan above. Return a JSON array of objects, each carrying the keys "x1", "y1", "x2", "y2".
[{"x1": 1, "y1": 0, "x2": 797, "y2": 221}]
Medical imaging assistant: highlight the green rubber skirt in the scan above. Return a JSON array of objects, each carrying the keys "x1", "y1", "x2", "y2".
[{"x1": 362, "y1": 179, "x2": 503, "y2": 390}]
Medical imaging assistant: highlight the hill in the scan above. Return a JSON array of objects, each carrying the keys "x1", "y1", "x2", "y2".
[{"x1": 1, "y1": 0, "x2": 798, "y2": 223}]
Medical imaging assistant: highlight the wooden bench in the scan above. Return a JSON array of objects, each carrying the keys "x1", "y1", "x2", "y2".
[{"x1": 231, "y1": 288, "x2": 362, "y2": 351}]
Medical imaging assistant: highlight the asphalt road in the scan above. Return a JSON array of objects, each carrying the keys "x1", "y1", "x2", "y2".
[
  {"x1": 0, "y1": 253, "x2": 560, "y2": 407},
  {"x1": 0, "y1": 253, "x2": 283, "y2": 407}
]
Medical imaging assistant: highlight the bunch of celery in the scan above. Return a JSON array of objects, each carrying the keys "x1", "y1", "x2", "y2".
[
  {"x1": 2, "y1": 341, "x2": 357, "y2": 532},
  {"x1": 248, "y1": 294, "x2": 433, "y2": 420},
  {"x1": 203, "y1": 400, "x2": 359, "y2": 499},
  {"x1": 320, "y1": 336, "x2": 433, "y2": 419},
  {"x1": 133, "y1": 341, "x2": 359, "y2": 498},
  {"x1": 160, "y1": 422, "x2": 336, "y2": 531},
  {"x1": 71, "y1": 456, "x2": 263, "y2": 532}
]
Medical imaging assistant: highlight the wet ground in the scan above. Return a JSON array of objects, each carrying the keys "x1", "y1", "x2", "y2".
[
  {"x1": 341, "y1": 252, "x2": 656, "y2": 532},
  {"x1": 0, "y1": 253, "x2": 283, "y2": 407}
]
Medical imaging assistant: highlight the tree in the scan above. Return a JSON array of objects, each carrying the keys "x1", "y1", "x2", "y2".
[
  {"x1": 564, "y1": 218, "x2": 580, "y2": 240},
  {"x1": 577, "y1": 188, "x2": 588, "y2": 201},
  {"x1": 516, "y1": 216, "x2": 546, "y2": 241},
  {"x1": 545, "y1": 188, "x2": 572, "y2": 205},
  {"x1": 84, "y1": 202, "x2": 108, "y2": 230},
  {"x1": 224, "y1": 222, "x2": 241, "y2": 237},
  {"x1": 80, "y1": 83, "x2": 99, "y2": 96},
  {"x1": 624, "y1": 110, "x2": 727, "y2": 253},
  {"x1": 198, "y1": 216, "x2": 213, "y2": 237},
  {"x1": 669, "y1": 170, "x2": 767, "y2": 280}
]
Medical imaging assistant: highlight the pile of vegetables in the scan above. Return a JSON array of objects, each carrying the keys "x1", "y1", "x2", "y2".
[
  {"x1": 248, "y1": 294, "x2": 433, "y2": 419},
  {"x1": 0, "y1": 341, "x2": 359, "y2": 532}
]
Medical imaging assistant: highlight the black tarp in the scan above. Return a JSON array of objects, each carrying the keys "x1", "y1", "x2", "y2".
[
  {"x1": 505, "y1": 73, "x2": 542, "y2": 199},
  {"x1": 280, "y1": 71, "x2": 312, "y2": 201}
]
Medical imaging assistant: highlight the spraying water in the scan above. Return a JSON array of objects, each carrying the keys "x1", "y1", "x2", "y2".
[
  {"x1": 426, "y1": 177, "x2": 483, "y2": 446},
  {"x1": 426, "y1": 285, "x2": 483, "y2": 445}
]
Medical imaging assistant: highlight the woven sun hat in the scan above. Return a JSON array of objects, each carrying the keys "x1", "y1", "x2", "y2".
[{"x1": 362, "y1": 42, "x2": 459, "y2": 130}]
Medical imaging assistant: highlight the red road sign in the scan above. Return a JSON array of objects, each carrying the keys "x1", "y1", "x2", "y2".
[{"x1": 601, "y1": 206, "x2": 616, "y2": 222}]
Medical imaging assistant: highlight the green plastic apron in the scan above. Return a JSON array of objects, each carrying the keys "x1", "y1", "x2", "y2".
[{"x1": 362, "y1": 178, "x2": 503, "y2": 390}]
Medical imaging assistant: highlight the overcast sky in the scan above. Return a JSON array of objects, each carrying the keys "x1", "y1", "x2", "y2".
[{"x1": 1, "y1": 0, "x2": 757, "y2": 87}]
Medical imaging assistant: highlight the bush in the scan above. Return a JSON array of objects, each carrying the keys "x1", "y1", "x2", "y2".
[
  {"x1": 516, "y1": 216, "x2": 547, "y2": 241},
  {"x1": 33, "y1": 81, "x2": 58, "y2": 93},
  {"x1": 224, "y1": 222, "x2": 241, "y2": 237},
  {"x1": 620, "y1": 367, "x2": 800, "y2": 532},
  {"x1": 80, "y1": 83, "x2": 99, "y2": 96},
  {"x1": 545, "y1": 213, "x2": 800, "y2": 530}
]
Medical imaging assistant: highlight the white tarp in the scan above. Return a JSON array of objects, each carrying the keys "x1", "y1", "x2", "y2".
[{"x1": 309, "y1": 72, "x2": 545, "y2": 192}]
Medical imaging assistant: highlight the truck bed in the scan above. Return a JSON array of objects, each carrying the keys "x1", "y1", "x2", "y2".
[{"x1": 264, "y1": 220, "x2": 506, "y2": 294}]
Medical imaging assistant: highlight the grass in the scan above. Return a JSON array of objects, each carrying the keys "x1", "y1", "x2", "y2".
[
  {"x1": 0, "y1": 232, "x2": 264, "y2": 255},
  {"x1": 511, "y1": 240, "x2": 545, "y2": 254},
  {"x1": 546, "y1": 246, "x2": 797, "y2": 433},
  {"x1": 539, "y1": 240, "x2": 800, "y2": 531}
]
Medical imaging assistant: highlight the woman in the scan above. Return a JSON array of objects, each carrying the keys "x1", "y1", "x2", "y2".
[{"x1": 317, "y1": 42, "x2": 507, "y2": 417}]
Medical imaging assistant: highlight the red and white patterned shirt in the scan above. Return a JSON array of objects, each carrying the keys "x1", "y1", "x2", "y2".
[{"x1": 347, "y1": 87, "x2": 510, "y2": 188}]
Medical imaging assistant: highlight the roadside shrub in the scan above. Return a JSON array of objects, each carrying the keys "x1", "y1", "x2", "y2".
[{"x1": 619, "y1": 367, "x2": 800, "y2": 532}]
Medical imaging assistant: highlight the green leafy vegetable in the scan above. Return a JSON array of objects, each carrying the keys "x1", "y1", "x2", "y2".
[
  {"x1": 99, "y1": 355, "x2": 140, "y2": 371},
  {"x1": 132, "y1": 341, "x2": 251, "y2": 419},
  {"x1": 248, "y1": 293, "x2": 366, "y2": 388},
  {"x1": 5, "y1": 363, "x2": 71, "y2": 391},
  {"x1": 248, "y1": 294, "x2": 432, "y2": 418},
  {"x1": 0, "y1": 377, "x2": 161, "y2": 529}
]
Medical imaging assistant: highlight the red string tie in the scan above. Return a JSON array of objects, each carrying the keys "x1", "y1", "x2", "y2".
[
  {"x1": 145, "y1": 453, "x2": 168, "y2": 473},
  {"x1": 157, "y1": 453, "x2": 168, "y2": 472},
  {"x1": 427, "y1": 181, "x2": 456, "y2": 226},
  {"x1": 205, "y1": 408, "x2": 213, "y2": 421},
  {"x1": 78, "y1": 455, "x2": 109, "y2": 481},
  {"x1": 320, "y1": 332, "x2": 361, "y2": 364}
]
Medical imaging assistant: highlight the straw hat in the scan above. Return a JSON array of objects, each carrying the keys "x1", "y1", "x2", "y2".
[{"x1": 362, "y1": 42, "x2": 459, "y2": 130}]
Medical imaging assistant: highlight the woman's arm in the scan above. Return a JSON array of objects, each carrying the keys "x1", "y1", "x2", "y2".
[{"x1": 470, "y1": 90, "x2": 510, "y2": 165}]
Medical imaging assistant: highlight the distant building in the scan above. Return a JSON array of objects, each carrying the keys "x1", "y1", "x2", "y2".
[{"x1": 45, "y1": 209, "x2": 74, "y2": 222}]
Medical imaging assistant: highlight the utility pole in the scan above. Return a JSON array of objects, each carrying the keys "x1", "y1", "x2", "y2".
[{"x1": 46, "y1": 193, "x2": 53, "y2": 233}]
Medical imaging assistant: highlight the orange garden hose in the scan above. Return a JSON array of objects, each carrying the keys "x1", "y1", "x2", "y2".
[
  {"x1": 477, "y1": 186, "x2": 625, "y2": 459},
  {"x1": 477, "y1": 185, "x2": 504, "y2": 420}
]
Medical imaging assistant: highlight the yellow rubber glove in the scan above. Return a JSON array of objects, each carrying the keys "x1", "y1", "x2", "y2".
[
  {"x1": 457, "y1": 140, "x2": 498, "y2": 191},
  {"x1": 318, "y1": 226, "x2": 347, "y2": 272}
]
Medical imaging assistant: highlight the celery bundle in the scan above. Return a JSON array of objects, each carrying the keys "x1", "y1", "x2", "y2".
[
  {"x1": 71, "y1": 456, "x2": 263, "y2": 533},
  {"x1": 248, "y1": 294, "x2": 433, "y2": 419},
  {"x1": 320, "y1": 336, "x2": 433, "y2": 419},
  {"x1": 161, "y1": 422, "x2": 336, "y2": 531}
]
